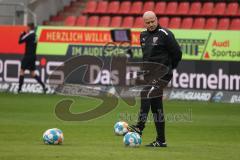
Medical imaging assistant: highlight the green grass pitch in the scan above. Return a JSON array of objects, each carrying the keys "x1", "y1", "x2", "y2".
[{"x1": 0, "y1": 93, "x2": 240, "y2": 160}]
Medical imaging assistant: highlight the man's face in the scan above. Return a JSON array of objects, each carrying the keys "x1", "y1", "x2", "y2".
[
  {"x1": 27, "y1": 23, "x2": 35, "y2": 31},
  {"x1": 143, "y1": 16, "x2": 158, "y2": 31}
]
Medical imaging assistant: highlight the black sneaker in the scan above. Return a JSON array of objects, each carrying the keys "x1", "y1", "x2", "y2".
[
  {"x1": 17, "y1": 89, "x2": 21, "y2": 94},
  {"x1": 127, "y1": 125, "x2": 142, "y2": 136},
  {"x1": 145, "y1": 141, "x2": 167, "y2": 147},
  {"x1": 43, "y1": 87, "x2": 48, "y2": 94}
]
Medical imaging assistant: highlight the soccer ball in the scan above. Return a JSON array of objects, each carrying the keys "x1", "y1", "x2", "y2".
[
  {"x1": 114, "y1": 121, "x2": 128, "y2": 136},
  {"x1": 123, "y1": 132, "x2": 142, "y2": 147},
  {"x1": 42, "y1": 128, "x2": 64, "y2": 145}
]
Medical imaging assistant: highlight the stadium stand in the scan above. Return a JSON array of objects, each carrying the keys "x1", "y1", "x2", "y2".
[
  {"x1": 177, "y1": 2, "x2": 190, "y2": 15},
  {"x1": 189, "y1": 2, "x2": 202, "y2": 15},
  {"x1": 230, "y1": 18, "x2": 240, "y2": 30},
  {"x1": 75, "y1": 15, "x2": 87, "y2": 26},
  {"x1": 95, "y1": 1, "x2": 108, "y2": 14},
  {"x1": 213, "y1": 2, "x2": 226, "y2": 16},
  {"x1": 99, "y1": 16, "x2": 111, "y2": 27},
  {"x1": 129, "y1": 1, "x2": 143, "y2": 15},
  {"x1": 154, "y1": 2, "x2": 167, "y2": 15},
  {"x1": 110, "y1": 16, "x2": 122, "y2": 27},
  {"x1": 118, "y1": 1, "x2": 131, "y2": 14},
  {"x1": 142, "y1": 1, "x2": 155, "y2": 14},
  {"x1": 165, "y1": 2, "x2": 178, "y2": 15},
  {"x1": 133, "y1": 16, "x2": 144, "y2": 28},
  {"x1": 168, "y1": 17, "x2": 181, "y2": 29},
  {"x1": 226, "y1": 2, "x2": 239, "y2": 16},
  {"x1": 205, "y1": 18, "x2": 218, "y2": 29},
  {"x1": 43, "y1": 0, "x2": 240, "y2": 30},
  {"x1": 217, "y1": 18, "x2": 230, "y2": 30},
  {"x1": 82, "y1": 1, "x2": 97, "y2": 14},
  {"x1": 181, "y1": 17, "x2": 193, "y2": 29},
  {"x1": 192, "y1": 17, "x2": 206, "y2": 29},
  {"x1": 87, "y1": 15, "x2": 99, "y2": 27},
  {"x1": 200, "y1": 2, "x2": 214, "y2": 16},
  {"x1": 64, "y1": 15, "x2": 77, "y2": 26},
  {"x1": 158, "y1": 17, "x2": 169, "y2": 28},
  {"x1": 107, "y1": 1, "x2": 120, "y2": 14},
  {"x1": 122, "y1": 16, "x2": 134, "y2": 28}
]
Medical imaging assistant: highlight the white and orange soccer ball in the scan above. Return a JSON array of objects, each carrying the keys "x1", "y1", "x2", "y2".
[
  {"x1": 114, "y1": 121, "x2": 129, "y2": 136},
  {"x1": 42, "y1": 128, "x2": 64, "y2": 145}
]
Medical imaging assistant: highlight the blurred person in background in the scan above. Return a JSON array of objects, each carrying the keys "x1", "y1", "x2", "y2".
[{"x1": 18, "y1": 23, "x2": 47, "y2": 93}]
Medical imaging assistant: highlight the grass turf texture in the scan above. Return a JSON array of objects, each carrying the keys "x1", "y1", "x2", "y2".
[{"x1": 0, "y1": 93, "x2": 240, "y2": 160}]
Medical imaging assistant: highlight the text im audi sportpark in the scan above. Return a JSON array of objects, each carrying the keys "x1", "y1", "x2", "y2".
[{"x1": 35, "y1": 26, "x2": 240, "y2": 61}]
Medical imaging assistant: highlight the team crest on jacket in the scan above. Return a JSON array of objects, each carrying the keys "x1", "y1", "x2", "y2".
[
  {"x1": 153, "y1": 37, "x2": 158, "y2": 45},
  {"x1": 141, "y1": 38, "x2": 146, "y2": 46}
]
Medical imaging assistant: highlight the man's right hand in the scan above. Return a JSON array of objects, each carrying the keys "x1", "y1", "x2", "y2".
[{"x1": 20, "y1": 31, "x2": 26, "y2": 36}]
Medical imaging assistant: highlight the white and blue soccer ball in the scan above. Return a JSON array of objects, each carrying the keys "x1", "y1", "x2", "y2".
[
  {"x1": 114, "y1": 121, "x2": 128, "y2": 136},
  {"x1": 123, "y1": 132, "x2": 142, "y2": 147},
  {"x1": 43, "y1": 128, "x2": 64, "y2": 145}
]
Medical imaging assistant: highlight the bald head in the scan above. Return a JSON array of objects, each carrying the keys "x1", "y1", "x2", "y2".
[
  {"x1": 143, "y1": 11, "x2": 157, "y2": 20},
  {"x1": 142, "y1": 11, "x2": 158, "y2": 31}
]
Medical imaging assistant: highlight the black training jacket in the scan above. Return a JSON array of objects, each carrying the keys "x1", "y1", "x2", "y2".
[
  {"x1": 140, "y1": 25, "x2": 182, "y2": 72},
  {"x1": 19, "y1": 30, "x2": 37, "y2": 56}
]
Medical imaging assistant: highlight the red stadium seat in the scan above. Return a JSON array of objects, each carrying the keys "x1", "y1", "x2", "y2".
[
  {"x1": 110, "y1": 16, "x2": 122, "y2": 27},
  {"x1": 99, "y1": 16, "x2": 111, "y2": 27},
  {"x1": 95, "y1": 1, "x2": 108, "y2": 14},
  {"x1": 142, "y1": 1, "x2": 154, "y2": 13},
  {"x1": 205, "y1": 18, "x2": 218, "y2": 30},
  {"x1": 122, "y1": 16, "x2": 134, "y2": 28},
  {"x1": 177, "y1": 2, "x2": 190, "y2": 15},
  {"x1": 87, "y1": 16, "x2": 99, "y2": 27},
  {"x1": 50, "y1": 15, "x2": 64, "y2": 22},
  {"x1": 226, "y1": 3, "x2": 239, "y2": 16},
  {"x1": 192, "y1": 18, "x2": 205, "y2": 29},
  {"x1": 213, "y1": 2, "x2": 226, "y2": 16},
  {"x1": 107, "y1": 1, "x2": 120, "y2": 14},
  {"x1": 83, "y1": 1, "x2": 97, "y2": 13},
  {"x1": 130, "y1": 1, "x2": 143, "y2": 14},
  {"x1": 169, "y1": 17, "x2": 181, "y2": 29},
  {"x1": 217, "y1": 18, "x2": 230, "y2": 30},
  {"x1": 76, "y1": 15, "x2": 87, "y2": 26},
  {"x1": 42, "y1": 21, "x2": 49, "y2": 25},
  {"x1": 230, "y1": 19, "x2": 240, "y2": 30},
  {"x1": 154, "y1": 2, "x2": 166, "y2": 15},
  {"x1": 181, "y1": 17, "x2": 193, "y2": 29},
  {"x1": 64, "y1": 16, "x2": 76, "y2": 26},
  {"x1": 200, "y1": 2, "x2": 214, "y2": 15},
  {"x1": 63, "y1": 5, "x2": 78, "y2": 13},
  {"x1": 159, "y1": 17, "x2": 169, "y2": 28},
  {"x1": 238, "y1": 8, "x2": 240, "y2": 16},
  {"x1": 165, "y1": 2, "x2": 178, "y2": 15},
  {"x1": 119, "y1": 1, "x2": 131, "y2": 14},
  {"x1": 189, "y1": 2, "x2": 201, "y2": 15},
  {"x1": 70, "y1": 0, "x2": 83, "y2": 8},
  {"x1": 133, "y1": 17, "x2": 144, "y2": 28}
]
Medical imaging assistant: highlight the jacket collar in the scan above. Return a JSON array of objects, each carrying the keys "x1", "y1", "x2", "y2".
[{"x1": 148, "y1": 25, "x2": 161, "y2": 33}]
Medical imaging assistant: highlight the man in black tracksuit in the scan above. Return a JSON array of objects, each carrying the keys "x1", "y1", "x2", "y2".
[
  {"x1": 128, "y1": 11, "x2": 182, "y2": 147},
  {"x1": 18, "y1": 23, "x2": 46, "y2": 93}
]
